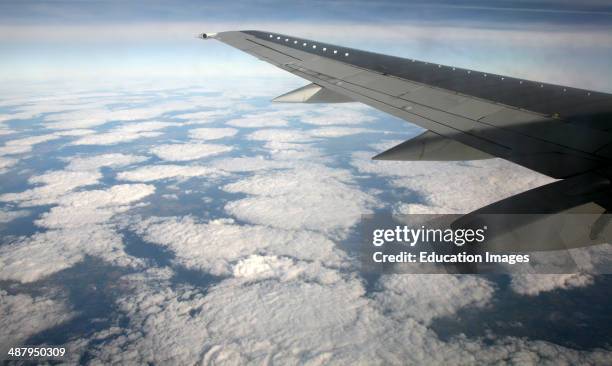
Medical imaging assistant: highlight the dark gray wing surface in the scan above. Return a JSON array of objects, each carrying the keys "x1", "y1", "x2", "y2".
[{"x1": 203, "y1": 30, "x2": 612, "y2": 218}]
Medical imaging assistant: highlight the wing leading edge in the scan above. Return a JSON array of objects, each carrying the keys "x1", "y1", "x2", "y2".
[{"x1": 201, "y1": 31, "x2": 612, "y2": 221}]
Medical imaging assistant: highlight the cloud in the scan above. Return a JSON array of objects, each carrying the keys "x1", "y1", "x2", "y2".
[
  {"x1": 0, "y1": 182, "x2": 153, "y2": 282},
  {"x1": 223, "y1": 164, "x2": 380, "y2": 238},
  {"x1": 374, "y1": 274, "x2": 495, "y2": 324},
  {"x1": 210, "y1": 156, "x2": 291, "y2": 172},
  {"x1": 0, "y1": 225, "x2": 143, "y2": 283},
  {"x1": 509, "y1": 274, "x2": 594, "y2": 296},
  {"x1": 232, "y1": 255, "x2": 313, "y2": 282},
  {"x1": 0, "y1": 208, "x2": 29, "y2": 223},
  {"x1": 63, "y1": 153, "x2": 148, "y2": 171},
  {"x1": 53, "y1": 129, "x2": 96, "y2": 136},
  {"x1": 149, "y1": 143, "x2": 233, "y2": 161},
  {"x1": 247, "y1": 128, "x2": 313, "y2": 143},
  {"x1": 174, "y1": 110, "x2": 232, "y2": 123},
  {"x1": 0, "y1": 290, "x2": 74, "y2": 353},
  {"x1": 245, "y1": 127, "x2": 326, "y2": 161},
  {"x1": 71, "y1": 121, "x2": 177, "y2": 145},
  {"x1": 117, "y1": 164, "x2": 225, "y2": 182},
  {"x1": 0, "y1": 134, "x2": 62, "y2": 155},
  {"x1": 309, "y1": 126, "x2": 376, "y2": 138},
  {"x1": 352, "y1": 151, "x2": 554, "y2": 213},
  {"x1": 226, "y1": 115, "x2": 289, "y2": 128},
  {"x1": 188, "y1": 127, "x2": 238, "y2": 141},
  {"x1": 35, "y1": 184, "x2": 155, "y2": 229},
  {"x1": 0, "y1": 128, "x2": 16, "y2": 136},
  {"x1": 132, "y1": 216, "x2": 346, "y2": 277},
  {"x1": 0, "y1": 170, "x2": 102, "y2": 207},
  {"x1": 79, "y1": 267, "x2": 612, "y2": 365},
  {"x1": 0, "y1": 157, "x2": 18, "y2": 173},
  {"x1": 43, "y1": 101, "x2": 203, "y2": 130}
]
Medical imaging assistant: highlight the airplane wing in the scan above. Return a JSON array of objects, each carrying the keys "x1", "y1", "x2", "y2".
[{"x1": 201, "y1": 30, "x2": 612, "y2": 218}]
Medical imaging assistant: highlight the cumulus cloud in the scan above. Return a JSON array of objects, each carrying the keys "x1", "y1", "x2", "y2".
[
  {"x1": 174, "y1": 110, "x2": 232, "y2": 123},
  {"x1": 149, "y1": 143, "x2": 233, "y2": 161},
  {"x1": 35, "y1": 184, "x2": 155, "y2": 229},
  {"x1": 53, "y1": 129, "x2": 96, "y2": 137},
  {"x1": 117, "y1": 164, "x2": 225, "y2": 182},
  {"x1": 43, "y1": 101, "x2": 202, "y2": 130},
  {"x1": 80, "y1": 267, "x2": 611, "y2": 365},
  {"x1": 247, "y1": 128, "x2": 313, "y2": 143},
  {"x1": 309, "y1": 126, "x2": 376, "y2": 138},
  {"x1": 352, "y1": 151, "x2": 554, "y2": 213},
  {"x1": 0, "y1": 128, "x2": 16, "y2": 136},
  {"x1": 509, "y1": 274, "x2": 595, "y2": 296},
  {"x1": 0, "y1": 157, "x2": 18, "y2": 173},
  {"x1": 71, "y1": 121, "x2": 177, "y2": 145},
  {"x1": 188, "y1": 127, "x2": 238, "y2": 140},
  {"x1": 226, "y1": 115, "x2": 289, "y2": 128},
  {"x1": 0, "y1": 225, "x2": 143, "y2": 283},
  {"x1": 0, "y1": 170, "x2": 102, "y2": 207},
  {"x1": 374, "y1": 274, "x2": 495, "y2": 324},
  {"x1": 133, "y1": 216, "x2": 346, "y2": 277},
  {"x1": 0, "y1": 181, "x2": 153, "y2": 282},
  {"x1": 210, "y1": 156, "x2": 291, "y2": 172},
  {"x1": 0, "y1": 208, "x2": 29, "y2": 223},
  {"x1": 63, "y1": 153, "x2": 148, "y2": 171},
  {"x1": 223, "y1": 164, "x2": 380, "y2": 238},
  {"x1": 0, "y1": 134, "x2": 62, "y2": 155},
  {"x1": 0, "y1": 290, "x2": 74, "y2": 353}
]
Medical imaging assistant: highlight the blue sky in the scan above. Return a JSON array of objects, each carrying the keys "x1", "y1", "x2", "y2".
[{"x1": 1, "y1": 0, "x2": 612, "y2": 91}]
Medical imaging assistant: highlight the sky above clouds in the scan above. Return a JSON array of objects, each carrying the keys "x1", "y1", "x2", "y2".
[{"x1": 1, "y1": 0, "x2": 612, "y2": 92}]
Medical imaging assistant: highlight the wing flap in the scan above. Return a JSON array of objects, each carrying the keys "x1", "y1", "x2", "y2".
[
  {"x1": 373, "y1": 130, "x2": 493, "y2": 161},
  {"x1": 272, "y1": 83, "x2": 353, "y2": 103}
]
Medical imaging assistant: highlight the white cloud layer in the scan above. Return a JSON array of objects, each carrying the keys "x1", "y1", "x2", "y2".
[
  {"x1": 71, "y1": 121, "x2": 176, "y2": 145},
  {"x1": 210, "y1": 156, "x2": 292, "y2": 172},
  {"x1": 226, "y1": 115, "x2": 289, "y2": 128},
  {"x1": 223, "y1": 164, "x2": 379, "y2": 238},
  {"x1": 188, "y1": 127, "x2": 238, "y2": 140},
  {"x1": 352, "y1": 151, "x2": 554, "y2": 214},
  {"x1": 0, "y1": 170, "x2": 102, "y2": 207},
  {"x1": 0, "y1": 208, "x2": 29, "y2": 223},
  {"x1": 509, "y1": 274, "x2": 595, "y2": 296},
  {"x1": 0, "y1": 290, "x2": 74, "y2": 354},
  {"x1": 35, "y1": 184, "x2": 155, "y2": 229},
  {"x1": 0, "y1": 157, "x2": 18, "y2": 173},
  {"x1": 0, "y1": 225, "x2": 142, "y2": 283},
  {"x1": 79, "y1": 267, "x2": 611, "y2": 365},
  {"x1": 0, "y1": 134, "x2": 62, "y2": 155},
  {"x1": 374, "y1": 274, "x2": 495, "y2": 324},
  {"x1": 247, "y1": 128, "x2": 313, "y2": 143},
  {"x1": 174, "y1": 110, "x2": 232, "y2": 123},
  {"x1": 63, "y1": 153, "x2": 148, "y2": 171},
  {"x1": 309, "y1": 126, "x2": 376, "y2": 138},
  {"x1": 117, "y1": 164, "x2": 225, "y2": 182},
  {"x1": 133, "y1": 216, "x2": 346, "y2": 277},
  {"x1": 149, "y1": 143, "x2": 233, "y2": 161}
]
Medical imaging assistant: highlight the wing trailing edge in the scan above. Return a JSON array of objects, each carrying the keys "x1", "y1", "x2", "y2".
[{"x1": 373, "y1": 130, "x2": 493, "y2": 161}]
